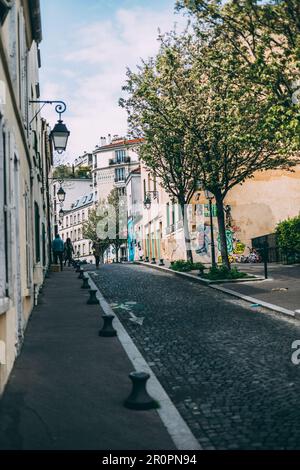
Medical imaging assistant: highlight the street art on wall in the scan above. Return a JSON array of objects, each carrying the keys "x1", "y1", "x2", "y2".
[
  {"x1": 195, "y1": 203, "x2": 246, "y2": 263},
  {"x1": 127, "y1": 219, "x2": 135, "y2": 262}
]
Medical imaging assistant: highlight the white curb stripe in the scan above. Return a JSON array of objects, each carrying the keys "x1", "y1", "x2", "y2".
[{"x1": 87, "y1": 273, "x2": 202, "y2": 451}]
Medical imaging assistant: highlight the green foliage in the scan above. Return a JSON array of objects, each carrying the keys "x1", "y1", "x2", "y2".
[
  {"x1": 52, "y1": 165, "x2": 73, "y2": 179},
  {"x1": 170, "y1": 259, "x2": 206, "y2": 272},
  {"x1": 121, "y1": 3, "x2": 300, "y2": 267},
  {"x1": 276, "y1": 215, "x2": 300, "y2": 254},
  {"x1": 82, "y1": 207, "x2": 110, "y2": 254},
  {"x1": 52, "y1": 164, "x2": 91, "y2": 179},
  {"x1": 74, "y1": 166, "x2": 91, "y2": 178},
  {"x1": 203, "y1": 265, "x2": 248, "y2": 280}
]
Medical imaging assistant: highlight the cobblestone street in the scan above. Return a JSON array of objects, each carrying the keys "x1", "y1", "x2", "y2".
[{"x1": 90, "y1": 263, "x2": 300, "y2": 450}]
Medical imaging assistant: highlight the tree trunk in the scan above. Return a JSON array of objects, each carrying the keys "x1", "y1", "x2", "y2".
[
  {"x1": 215, "y1": 192, "x2": 230, "y2": 270},
  {"x1": 181, "y1": 202, "x2": 193, "y2": 263}
]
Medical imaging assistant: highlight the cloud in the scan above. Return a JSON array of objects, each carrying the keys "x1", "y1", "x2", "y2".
[{"x1": 40, "y1": 5, "x2": 187, "y2": 162}]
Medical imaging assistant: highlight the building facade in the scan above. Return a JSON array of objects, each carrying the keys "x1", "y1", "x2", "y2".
[
  {"x1": 92, "y1": 135, "x2": 141, "y2": 260},
  {"x1": 59, "y1": 192, "x2": 94, "y2": 263},
  {"x1": 137, "y1": 164, "x2": 300, "y2": 265},
  {"x1": 92, "y1": 135, "x2": 141, "y2": 202},
  {"x1": 0, "y1": 0, "x2": 53, "y2": 393},
  {"x1": 50, "y1": 177, "x2": 92, "y2": 238}
]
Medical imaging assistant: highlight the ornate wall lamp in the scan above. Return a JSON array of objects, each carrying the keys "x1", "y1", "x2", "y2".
[
  {"x1": 144, "y1": 191, "x2": 159, "y2": 210},
  {"x1": 29, "y1": 100, "x2": 70, "y2": 153}
]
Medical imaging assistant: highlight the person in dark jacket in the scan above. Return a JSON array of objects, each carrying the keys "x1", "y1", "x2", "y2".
[
  {"x1": 52, "y1": 234, "x2": 64, "y2": 270},
  {"x1": 64, "y1": 238, "x2": 74, "y2": 266}
]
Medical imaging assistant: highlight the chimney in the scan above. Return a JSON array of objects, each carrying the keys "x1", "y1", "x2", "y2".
[{"x1": 107, "y1": 133, "x2": 111, "y2": 144}]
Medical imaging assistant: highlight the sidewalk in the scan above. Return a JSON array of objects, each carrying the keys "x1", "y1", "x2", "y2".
[
  {"x1": 138, "y1": 260, "x2": 300, "y2": 315},
  {"x1": 225, "y1": 263, "x2": 300, "y2": 313},
  {"x1": 0, "y1": 267, "x2": 175, "y2": 450}
]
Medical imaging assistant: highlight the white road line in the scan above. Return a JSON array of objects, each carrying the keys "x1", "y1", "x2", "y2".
[{"x1": 87, "y1": 273, "x2": 202, "y2": 451}]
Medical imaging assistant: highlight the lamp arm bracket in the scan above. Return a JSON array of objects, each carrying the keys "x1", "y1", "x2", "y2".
[{"x1": 29, "y1": 100, "x2": 67, "y2": 126}]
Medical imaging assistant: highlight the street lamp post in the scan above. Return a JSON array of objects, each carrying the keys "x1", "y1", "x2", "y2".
[{"x1": 204, "y1": 190, "x2": 217, "y2": 268}]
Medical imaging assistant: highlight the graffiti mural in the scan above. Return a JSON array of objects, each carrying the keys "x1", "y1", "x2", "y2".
[{"x1": 127, "y1": 219, "x2": 135, "y2": 262}]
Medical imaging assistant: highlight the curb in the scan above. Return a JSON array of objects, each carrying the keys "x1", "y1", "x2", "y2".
[
  {"x1": 87, "y1": 272, "x2": 202, "y2": 451},
  {"x1": 134, "y1": 262, "x2": 296, "y2": 320}
]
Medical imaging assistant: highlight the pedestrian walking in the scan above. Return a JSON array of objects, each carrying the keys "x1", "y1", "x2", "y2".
[
  {"x1": 64, "y1": 237, "x2": 75, "y2": 266},
  {"x1": 52, "y1": 234, "x2": 64, "y2": 270},
  {"x1": 92, "y1": 239, "x2": 101, "y2": 269}
]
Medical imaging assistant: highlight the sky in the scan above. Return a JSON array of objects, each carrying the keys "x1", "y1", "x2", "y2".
[{"x1": 39, "y1": 0, "x2": 187, "y2": 163}]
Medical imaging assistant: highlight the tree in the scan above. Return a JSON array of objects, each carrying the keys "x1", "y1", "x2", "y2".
[
  {"x1": 120, "y1": 36, "x2": 204, "y2": 262},
  {"x1": 121, "y1": 29, "x2": 300, "y2": 267},
  {"x1": 276, "y1": 215, "x2": 300, "y2": 258},
  {"x1": 107, "y1": 188, "x2": 127, "y2": 263},
  {"x1": 52, "y1": 164, "x2": 73, "y2": 179},
  {"x1": 82, "y1": 207, "x2": 110, "y2": 263},
  {"x1": 74, "y1": 166, "x2": 91, "y2": 179},
  {"x1": 176, "y1": 0, "x2": 300, "y2": 102}
]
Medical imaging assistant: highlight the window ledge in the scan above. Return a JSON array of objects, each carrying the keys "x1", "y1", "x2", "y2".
[{"x1": 0, "y1": 297, "x2": 11, "y2": 315}]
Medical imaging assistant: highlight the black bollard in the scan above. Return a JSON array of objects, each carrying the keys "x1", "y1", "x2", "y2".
[
  {"x1": 145, "y1": 256, "x2": 149, "y2": 262},
  {"x1": 139, "y1": 256, "x2": 143, "y2": 261},
  {"x1": 159, "y1": 259, "x2": 165, "y2": 266},
  {"x1": 99, "y1": 314, "x2": 117, "y2": 337},
  {"x1": 87, "y1": 289, "x2": 99, "y2": 305},
  {"x1": 78, "y1": 269, "x2": 84, "y2": 279},
  {"x1": 81, "y1": 276, "x2": 90, "y2": 289},
  {"x1": 124, "y1": 371, "x2": 158, "y2": 410},
  {"x1": 76, "y1": 264, "x2": 81, "y2": 273},
  {"x1": 151, "y1": 258, "x2": 156, "y2": 264}
]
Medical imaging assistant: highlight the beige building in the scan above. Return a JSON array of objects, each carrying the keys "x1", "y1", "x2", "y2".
[
  {"x1": 0, "y1": 0, "x2": 53, "y2": 394},
  {"x1": 138, "y1": 163, "x2": 300, "y2": 265}
]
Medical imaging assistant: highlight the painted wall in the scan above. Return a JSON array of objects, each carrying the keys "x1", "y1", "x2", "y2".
[{"x1": 0, "y1": 0, "x2": 52, "y2": 394}]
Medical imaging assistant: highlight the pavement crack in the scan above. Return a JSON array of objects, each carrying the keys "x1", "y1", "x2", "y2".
[{"x1": 24, "y1": 402, "x2": 55, "y2": 445}]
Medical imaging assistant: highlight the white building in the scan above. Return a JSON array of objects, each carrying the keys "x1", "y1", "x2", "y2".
[
  {"x1": 92, "y1": 135, "x2": 141, "y2": 202},
  {"x1": 51, "y1": 178, "x2": 92, "y2": 237},
  {"x1": 74, "y1": 151, "x2": 93, "y2": 170},
  {"x1": 59, "y1": 193, "x2": 94, "y2": 263},
  {"x1": 92, "y1": 135, "x2": 141, "y2": 261}
]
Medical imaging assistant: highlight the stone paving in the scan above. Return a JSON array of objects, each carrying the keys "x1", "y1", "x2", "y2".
[{"x1": 90, "y1": 263, "x2": 300, "y2": 450}]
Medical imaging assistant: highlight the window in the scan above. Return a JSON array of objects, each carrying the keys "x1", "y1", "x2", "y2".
[
  {"x1": 66, "y1": 216, "x2": 69, "y2": 227},
  {"x1": 70, "y1": 215, "x2": 73, "y2": 225},
  {"x1": 115, "y1": 167, "x2": 125, "y2": 182},
  {"x1": 83, "y1": 244, "x2": 85, "y2": 255},
  {"x1": 143, "y1": 179, "x2": 146, "y2": 199},
  {"x1": 115, "y1": 149, "x2": 126, "y2": 163},
  {"x1": 34, "y1": 202, "x2": 40, "y2": 263},
  {"x1": 172, "y1": 204, "x2": 176, "y2": 226},
  {"x1": 42, "y1": 223, "x2": 46, "y2": 267},
  {"x1": 82, "y1": 211, "x2": 85, "y2": 221},
  {"x1": 153, "y1": 174, "x2": 157, "y2": 192},
  {"x1": 0, "y1": 128, "x2": 9, "y2": 296},
  {"x1": 78, "y1": 212, "x2": 81, "y2": 223},
  {"x1": 74, "y1": 229, "x2": 77, "y2": 241},
  {"x1": 166, "y1": 203, "x2": 170, "y2": 227}
]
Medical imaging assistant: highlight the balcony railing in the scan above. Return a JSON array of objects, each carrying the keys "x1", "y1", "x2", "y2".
[
  {"x1": 109, "y1": 157, "x2": 131, "y2": 165},
  {"x1": 114, "y1": 177, "x2": 125, "y2": 183}
]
